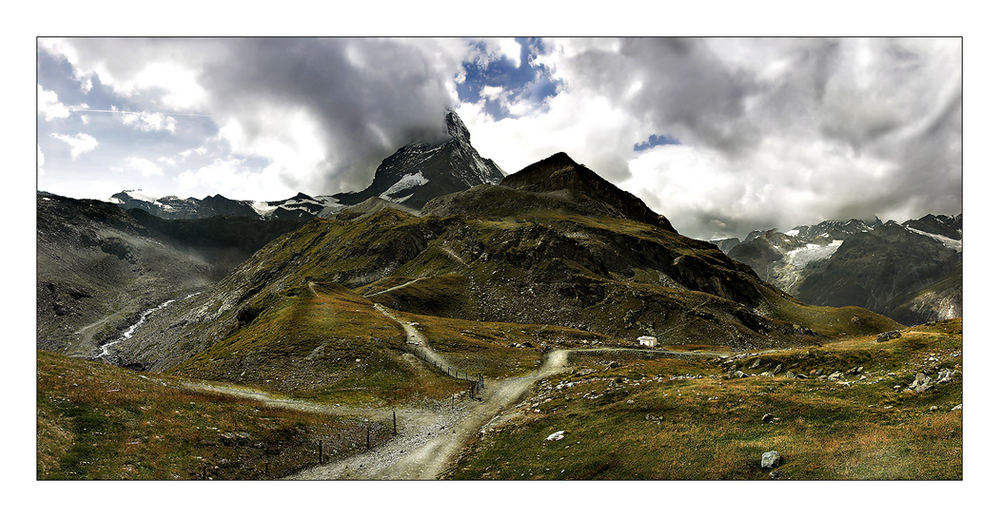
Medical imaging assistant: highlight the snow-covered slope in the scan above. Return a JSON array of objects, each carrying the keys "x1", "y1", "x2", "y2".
[{"x1": 722, "y1": 214, "x2": 962, "y2": 324}]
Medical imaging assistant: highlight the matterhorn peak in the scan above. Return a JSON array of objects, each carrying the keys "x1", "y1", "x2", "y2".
[{"x1": 445, "y1": 110, "x2": 471, "y2": 141}]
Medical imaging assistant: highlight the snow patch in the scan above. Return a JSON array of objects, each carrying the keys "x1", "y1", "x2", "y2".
[
  {"x1": 905, "y1": 226, "x2": 963, "y2": 252},
  {"x1": 251, "y1": 200, "x2": 277, "y2": 216},
  {"x1": 783, "y1": 229, "x2": 800, "y2": 237},
  {"x1": 785, "y1": 240, "x2": 843, "y2": 268},
  {"x1": 382, "y1": 171, "x2": 428, "y2": 198}
]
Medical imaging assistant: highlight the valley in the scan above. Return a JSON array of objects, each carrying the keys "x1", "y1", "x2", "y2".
[{"x1": 36, "y1": 114, "x2": 960, "y2": 481}]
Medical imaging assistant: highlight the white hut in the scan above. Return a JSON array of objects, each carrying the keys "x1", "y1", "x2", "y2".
[{"x1": 638, "y1": 336, "x2": 658, "y2": 348}]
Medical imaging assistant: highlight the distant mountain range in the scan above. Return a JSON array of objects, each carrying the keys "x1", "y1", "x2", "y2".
[
  {"x1": 108, "y1": 111, "x2": 505, "y2": 220},
  {"x1": 713, "y1": 214, "x2": 962, "y2": 324}
]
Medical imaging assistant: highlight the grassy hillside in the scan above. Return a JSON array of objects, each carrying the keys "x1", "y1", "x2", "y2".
[
  {"x1": 445, "y1": 319, "x2": 962, "y2": 480},
  {"x1": 37, "y1": 351, "x2": 389, "y2": 480},
  {"x1": 168, "y1": 282, "x2": 467, "y2": 406}
]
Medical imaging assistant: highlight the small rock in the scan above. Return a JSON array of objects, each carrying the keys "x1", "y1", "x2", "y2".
[
  {"x1": 735, "y1": 370, "x2": 749, "y2": 378},
  {"x1": 908, "y1": 372, "x2": 932, "y2": 392},
  {"x1": 750, "y1": 359, "x2": 761, "y2": 369},
  {"x1": 828, "y1": 372, "x2": 843, "y2": 381},
  {"x1": 761, "y1": 450, "x2": 783, "y2": 469},
  {"x1": 877, "y1": 330, "x2": 902, "y2": 342},
  {"x1": 545, "y1": 430, "x2": 566, "y2": 441},
  {"x1": 951, "y1": 403, "x2": 963, "y2": 411},
  {"x1": 762, "y1": 413, "x2": 776, "y2": 423},
  {"x1": 769, "y1": 470, "x2": 783, "y2": 479},
  {"x1": 929, "y1": 406, "x2": 938, "y2": 411}
]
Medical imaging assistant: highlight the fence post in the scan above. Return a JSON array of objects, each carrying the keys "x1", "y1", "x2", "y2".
[
  {"x1": 366, "y1": 424, "x2": 371, "y2": 450},
  {"x1": 393, "y1": 410, "x2": 397, "y2": 435}
]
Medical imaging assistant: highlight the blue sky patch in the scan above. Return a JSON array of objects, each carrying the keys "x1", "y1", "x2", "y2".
[
  {"x1": 634, "y1": 133, "x2": 681, "y2": 152},
  {"x1": 456, "y1": 38, "x2": 560, "y2": 120}
]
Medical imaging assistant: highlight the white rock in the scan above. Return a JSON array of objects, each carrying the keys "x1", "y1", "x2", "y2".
[
  {"x1": 761, "y1": 450, "x2": 783, "y2": 469},
  {"x1": 545, "y1": 430, "x2": 566, "y2": 441}
]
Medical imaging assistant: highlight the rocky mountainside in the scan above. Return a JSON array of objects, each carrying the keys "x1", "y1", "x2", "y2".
[
  {"x1": 717, "y1": 214, "x2": 961, "y2": 324},
  {"x1": 108, "y1": 153, "x2": 894, "y2": 387},
  {"x1": 36, "y1": 192, "x2": 306, "y2": 356},
  {"x1": 108, "y1": 111, "x2": 504, "y2": 220}
]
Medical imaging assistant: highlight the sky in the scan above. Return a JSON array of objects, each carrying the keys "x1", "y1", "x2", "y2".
[{"x1": 36, "y1": 37, "x2": 961, "y2": 240}]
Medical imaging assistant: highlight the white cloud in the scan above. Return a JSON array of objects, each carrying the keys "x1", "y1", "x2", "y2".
[
  {"x1": 50, "y1": 132, "x2": 98, "y2": 159},
  {"x1": 179, "y1": 146, "x2": 208, "y2": 159},
  {"x1": 177, "y1": 157, "x2": 289, "y2": 200},
  {"x1": 113, "y1": 107, "x2": 177, "y2": 133},
  {"x1": 125, "y1": 157, "x2": 164, "y2": 177},
  {"x1": 37, "y1": 84, "x2": 87, "y2": 121},
  {"x1": 37, "y1": 146, "x2": 45, "y2": 175}
]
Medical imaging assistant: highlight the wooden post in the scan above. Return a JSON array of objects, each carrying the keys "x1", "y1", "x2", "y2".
[
  {"x1": 452, "y1": 393, "x2": 455, "y2": 409},
  {"x1": 366, "y1": 424, "x2": 371, "y2": 450},
  {"x1": 393, "y1": 410, "x2": 397, "y2": 435}
]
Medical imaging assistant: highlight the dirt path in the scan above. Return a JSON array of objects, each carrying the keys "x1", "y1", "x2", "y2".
[
  {"x1": 290, "y1": 349, "x2": 571, "y2": 480},
  {"x1": 373, "y1": 303, "x2": 475, "y2": 381},
  {"x1": 366, "y1": 277, "x2": 429, "y2": 297},
  {"x1": 439, "y1": 246, "x2": 467, "y2": 266},
  {"x1": 187, "y1": 345, "x2": 719, "y2": 480}
]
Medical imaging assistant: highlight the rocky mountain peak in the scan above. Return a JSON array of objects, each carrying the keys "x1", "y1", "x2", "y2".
[
  {"x1": 500, "y1": 152, "x2": 676, "y2": 233},
  {"x1": 445, "y1": 110, "x2": 471, "y2": 141}
]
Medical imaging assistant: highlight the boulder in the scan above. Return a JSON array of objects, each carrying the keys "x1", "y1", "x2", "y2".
[
  {"x1": 877, "y1": 330, "x2": 902, "y2": 342},
  {"x1": 761, "y1": 413, "x2": 776, "y2": 423},
  {"x1": 761, "y1": 450, "x2": 783, "y2": 469}
]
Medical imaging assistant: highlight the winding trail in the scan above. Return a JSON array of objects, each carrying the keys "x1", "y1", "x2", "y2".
[
  {"x1": 196, "y1": 281, "x2": 729, "y2": 480},
  {"x1": 288, "y1": 347, "x2": 725, "y2": 480},
  {"x1": 289, "y1": 350, "x2": 571, "y2": 480}
]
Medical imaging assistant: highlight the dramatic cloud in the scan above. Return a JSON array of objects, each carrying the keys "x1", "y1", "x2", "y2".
[{"x1": 36, "y1": 38, "x2": 961, "y2": 239}]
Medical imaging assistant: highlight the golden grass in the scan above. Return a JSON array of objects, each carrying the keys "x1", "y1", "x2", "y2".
[{"x1": 38, "y1": 351, "x2": 390, "y2": 480}]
